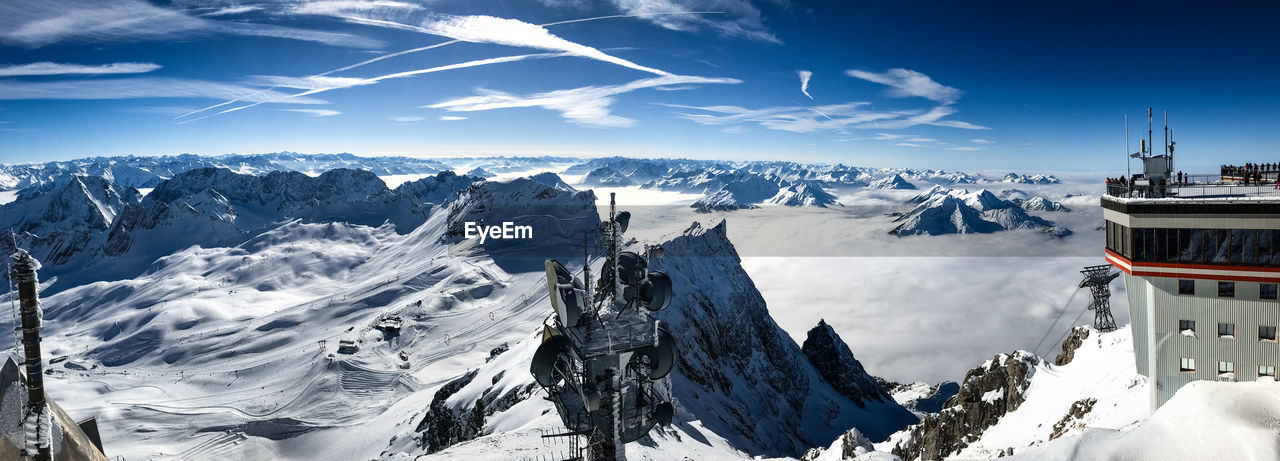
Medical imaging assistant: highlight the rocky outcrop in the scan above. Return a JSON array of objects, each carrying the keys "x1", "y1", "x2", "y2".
[
  {"x1": 1055, "y1": 327, "x2": 1091, "y2": 366},
  {"x1": 1049, "y1": 398, "x2": 1096, "y2": 440},
  {"x1": 802, "y1": 319, "x2": 892, "y2": 408},
  {"x1": 891, "y1": 351, "x2": 1039, "y2": 461},
  {"x1": 412, "y1": 368, "x2": 539, "y2": 455},
  {"x1": 655, "y1": 221, "x2": 918, "y2": 456}
]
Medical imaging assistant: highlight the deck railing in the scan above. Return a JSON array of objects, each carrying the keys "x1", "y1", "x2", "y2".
[{"x1": 1105, "y1": 173, "x2": 1280, "y2": 199}]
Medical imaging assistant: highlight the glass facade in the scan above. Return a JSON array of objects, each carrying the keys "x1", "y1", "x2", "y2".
[{"x1": 1106, "y1": 222, "x2": 1280, "y2": 266}]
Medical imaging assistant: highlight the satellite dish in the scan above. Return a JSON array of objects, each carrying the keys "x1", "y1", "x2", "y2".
[
  {"x1": 654, "y1": 401, "x2": 674, "y2": 427},
  {"x1": 558, "y1": 284, "x2": 584, "y2": 327},
  {"x1": 617, "y1": 251, "x2": 646, "y2": 286},
  {"x1": 531, "y1": 335, "x2": 571, "y2": 387},
  {"x1": 643, "y1": 271, "x2": 672, "y2": 311},
  {"x1": 550, "y1": 259, "x2": 582, "y2": 289},
  {"x1": 632, "y1": 326, "x2": 675, "y2": 380},
  {"x1": 615, "y1": 211, "x2": 631, "y2": 233}
]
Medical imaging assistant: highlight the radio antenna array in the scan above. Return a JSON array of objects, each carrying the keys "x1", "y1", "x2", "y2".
[{"x1": 531, "y1": 194, "x2": 675, "y2": 461}]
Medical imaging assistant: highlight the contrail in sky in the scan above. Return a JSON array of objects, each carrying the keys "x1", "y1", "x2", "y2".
[{"x1": 176, "y1": 11, "x2": 724, "y2": 121}]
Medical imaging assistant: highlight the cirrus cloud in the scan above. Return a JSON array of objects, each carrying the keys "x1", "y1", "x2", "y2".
[{"x1": 429, "y1": 75, "x2": 741, "y2": 128}]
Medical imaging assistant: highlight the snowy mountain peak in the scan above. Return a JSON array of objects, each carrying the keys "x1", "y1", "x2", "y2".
[
  {"x1": 891, "y1": 186, "x2": 1070, "y2": 237},
  {"x1": 868, "y1": 174, "x2": 918, "y2": 190},
  {"x1": 801, "y1": 319, "x2": 893, "y2": 408}
]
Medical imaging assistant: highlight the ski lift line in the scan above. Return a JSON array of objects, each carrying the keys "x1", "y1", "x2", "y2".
[{"x1": 1033, "y1": 287, "x2": 1084, "y2": 357}]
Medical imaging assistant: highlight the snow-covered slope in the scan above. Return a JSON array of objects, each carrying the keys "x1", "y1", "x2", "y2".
[
  {"x1": 867, "y1": 174, "x2": 917, "y2": 190},
  {"x1": 1008, "y1": 379, "x2": 1280, "y2": 461},
  {"x1": 381, "y1": 220, "x2": 918, "y2": 460},
  {"x1": 0, "y1": 175, "x2": 141, "y2": 265},
  {"x1": 996, "y1": 173, "x2": 1060, "y2": 184},
  {"x1": 768, "y1": 182, "x2": 842, "y2": 207},
  {"x1": 890, "y1": 189, "x2": 1070, "y2": 237},
  {"x1": 4, "y1": 176, "x2": 600, "y2": 461}
]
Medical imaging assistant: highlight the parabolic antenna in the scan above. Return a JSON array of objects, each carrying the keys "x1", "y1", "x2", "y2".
[
  {"x1": 631, "y1": 326, "x2": 676, "y2": 380},
  {"x1": 643, "y1": 271, "x2": 673, "y2": 311},
  {"x1": 531, "y1": 335, "x2": 572, "y2": 387},
  {"x1": 617, "y1": 251, "x2": 646, "y2": 285},
  {"x1": 615, "y1": 211, "x2": 631, "y2": 233},
  {"x1": 654, "y1": 402, "x2": 674, "y2": 427}
]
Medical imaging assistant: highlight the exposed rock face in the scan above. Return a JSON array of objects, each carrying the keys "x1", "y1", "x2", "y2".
[
  {"x1": 891, "y1": 351, "x2": 1039, "y2": 461},
  {"x1": 802, "y1": 319, "x2": 893, "y2": 408},
  {"x1": 1055, "y1": 326, "x2": 1091, "y2": 366},
  {"x1": 1049, "y1": 398, "x2": 1096, "y2": 440},
  {"x1": 655, "y1": 221, "x2": 918, "y2": 456},
  {"x1": 0, "y1": 175, "x2": 142, "y2": 265},
  {"x1": 411, "y1": 365, "x2": 539, "y2": 455}
]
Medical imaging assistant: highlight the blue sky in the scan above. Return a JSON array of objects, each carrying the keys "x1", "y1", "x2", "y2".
[{"x1": 0, "y1": 1, "x2": 1277, "y2": 171}]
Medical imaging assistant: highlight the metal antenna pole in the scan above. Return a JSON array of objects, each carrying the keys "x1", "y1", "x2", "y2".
[
  {"x1": 1125, "y1": 114, "x2": 1130, "y2": 180},
  {"x1": 12, "y1": 249, "x2": 51, "y2": 461},
  {"x1": 1152, "y1": 106, "x2": 1162, "y2": 159}
]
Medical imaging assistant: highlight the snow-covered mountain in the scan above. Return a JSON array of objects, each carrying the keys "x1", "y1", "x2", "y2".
[
  {"x1": 890, "y1": 188, "x2": 1070, "y2": 237},
  {"x1": 0, "y1": 175, "x2": 142, "y2": 265},
  {"x1": 999, "y1": 189, "x2": 1071, "y2": 212},
  {"x1": 385, "y1": 220, "x2": 918, "y2": 460},
  {"x1": 867, "y1": 174, "x2": 918, "y2": 190},
  {"x1": 995, "y1": 173, "x2": 1061, "y2": 184},
  {"x1": 767, "y1": 181, "x2": 842, "y2": 207}
]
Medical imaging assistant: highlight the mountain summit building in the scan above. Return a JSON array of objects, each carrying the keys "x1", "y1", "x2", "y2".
[{"x1": 1103, "y1": 169, "x2": 1280, "y2": 409}]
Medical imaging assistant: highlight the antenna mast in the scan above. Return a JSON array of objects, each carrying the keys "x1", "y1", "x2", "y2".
[
  {"x1": 1152, "y1": 106, "x2": 1162, "y2": 160},
  {"x1": 1125, "y1": 114, "x2": 1130, "y2": 180},
  {"x1": 12, "y1": 249, "x2": 51, "y2": 461}
]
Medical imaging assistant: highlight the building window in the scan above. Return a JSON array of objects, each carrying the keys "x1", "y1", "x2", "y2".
[
  {"x1": 1218, "y1": 361, "x2": 1235, "y2": 374},
  {"x1": 1261, "y1": 325, "x2": 1278, "y2": 342},
  {"x1": 1219, "y1": 323, "x2": 1235, "y2": 338},
  {"x1": 1218, "y1": 281, "x2": 1235, "y2": 297},
  {"x1": 1179, "y1": 319, "x2": 1196, "y2": 335},
  {"x1": 1262, "y1": 283, "x2": 1278, "y2": 300},
  {"x1": 1178, "y1": 279, "x2": 1195, "y2": 295},
  {"x1": 1260, "y1": 365, "x2": 1276, "y2": 378},
  {"x1": 1180, "y1": 357, "x2": 1195, "y2": 372}
]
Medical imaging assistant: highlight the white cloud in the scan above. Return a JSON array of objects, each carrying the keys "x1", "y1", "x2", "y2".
[
  {"x1": 0, "y1": 0, "x2": 380, "y2": 48},
  {"x1": 720, "y1": 125, "x2": 748, "y2": 134},
  {"x1": 279, "y1": 108, "x2": 341, "y2": 117},
  {"x1": 438, "y1": 116, "x2": 467, "y2": 121},
  {"x1": 419, "y1": 13, "x2": 672, "y2": 76},
  {"x1": 428, "y1": 75, "x2": 740, "y2": 128},
  {"x1": 948, "y1": 146, "x2": 983, "y2": 151},
  {"x1": 667, "y1": 102, "x2": 925, "y2": 134},
  {"x1": 183, "y1": 52, "x2": 573, "y2": 123},
  {"x1": 874, "y1": 105, "x2": 990, "y2": 130},
  {"x1": 199, "y1": 6, "x2": 261, "y2": 17},
  {"x1": 845, "y1": 68, "x2": 963, "y2": 104},
  {"x1": 606, "y1": 0, "x2": 781, "y2": 44},
  {"x1": 0, "y1": 61, "x2": 161, "y2": 77},
  {"x1": 797, "y1": 70, "x2": 813, "y2": 99},
  {"x1": 0, "y1": 78, "x2": 328, "y2": 104},
  {"x1": 895, "y1": 142, "x2": 921, "y2": 147},
  {"x1": 971, "y1": 138, "x2": 995, "y2": 144},
  {"x1": 390, "y1": 115, "x2": 425, "y2": 122},
  {"x1": 245, "y1": 75, "x2": 372, "y2": 91},
  {"x1": 291, "y1": 1, "x2": 423, "y2": 17}
]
